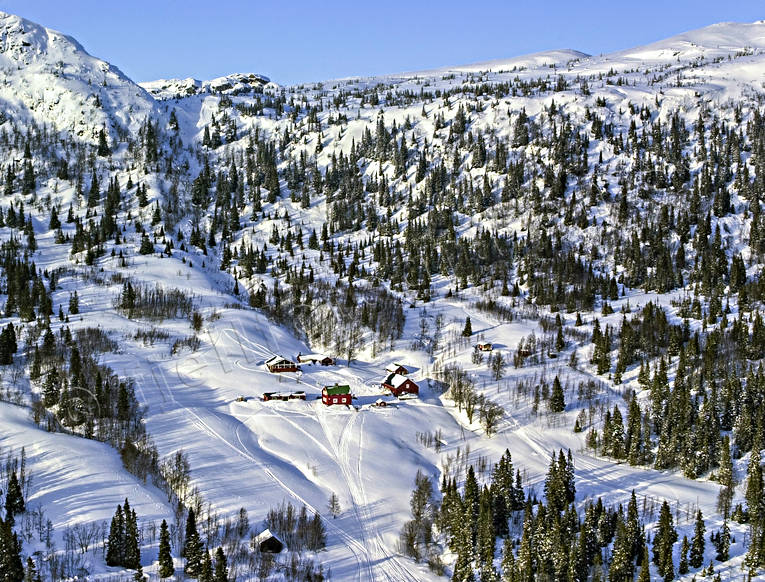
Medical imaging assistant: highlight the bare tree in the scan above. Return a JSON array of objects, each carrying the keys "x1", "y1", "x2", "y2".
[{"x1": 328, "y1": 492, "x2": 341, "y2": 518}]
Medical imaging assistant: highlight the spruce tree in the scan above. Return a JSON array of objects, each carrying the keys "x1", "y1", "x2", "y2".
[
  {"x1": 97, "y1": 127, "x2": 111, "y2": 156},
  {"x1": 678, "y1": 535, "x2": 689, "y2": 574},
  {"x1": 637, "y1": 544, "x2": 651, "y2": 582},
  {"x1": 744, "y1": 440, "x2": 765, "y2": 570},
  {"x1": 213, "y1": 547, "x2": 228, "y2": 582},
  {"x1": 198, "y1": 549, "x2": 213, "y2": 582},
  {"x1": 451, "y1": 517, "x2": 476, "y2": 582},
  {"x1": 0, "y1": 518, "x2": 24, "y2": 582},
  {"x1": 24, "y1": 557, "x2": 42, "y2": 582},
  {"x1": 609, "y1": 518, "x2": 633, "y2": 581},
  {"x1": 462, "y1": 317, "x2": 473, "y2": 337},
  {"x1": 124, "y1": 500, "x2": 141, "y2": 569},
  {"x1": 716, "y1": 435, "x2": 735, "y2": 517},
  {"x1": 4, "y1": 471, "x2": 25, "y2": 521},
  {"x1": 158, "y1": 519, "x2": 174, "y2": 578},
  {"x1": 653, "y1": 501, "x2": 677, "y2": 580},
  {"x1": 68, "y1": 291, "x2": 79, "y2": 315},
  {"x1": 550, "y1": 375, "x2": 566, "y2": 412},
  {"x1": 626, "y1": 491, "x2": 644, "y2": 566},
  {"x1": 500, "y1": 538, "x2": 515, "y2": 582},
  {"x1": 106, "y1": 504, "x2": 125, "y2": 567},
  {"x1": 714, "y1": 521, "x2": 730, "y2": 561},
  {"x1": 183, "y1": 509, "x2": 204, "y2": 576},
  {"x1": 139, "y1": 234, "x2": 154, "y2": 255},
  {"x1": 689, "y1": 510, "x2": 705, "y2": 569}
]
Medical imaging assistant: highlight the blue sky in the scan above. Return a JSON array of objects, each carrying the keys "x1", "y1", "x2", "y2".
[{"x1": 3, "y1": 1, "x2": 763, "y2": 85}]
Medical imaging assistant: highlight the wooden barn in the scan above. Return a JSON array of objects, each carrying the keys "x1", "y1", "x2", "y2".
[
  {"x1": 253, "y1": 529, "x2": 284, "y2": 554},
  {"x1": 382, "y1": 373, "x2": 419, "y2": 397},
  {"x1": 385, "y1": 363, "x2": 409, "y2": 375},
  {"x1": 265, "y1": 355, "x2": 299, "y2": 373},
  {"x1": 476, "y1": 342, "x2": 493, "y2": 352},
  {"x1": 322, "y1": 384, "x2": 352, "y2": 406},
  {"x1": 297, "y1": 353, "x2": 336, "y2": 366}
]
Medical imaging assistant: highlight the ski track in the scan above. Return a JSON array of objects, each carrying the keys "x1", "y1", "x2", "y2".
[{"x1": 153, "y1": 338, "x2": 377, "y2": 582}]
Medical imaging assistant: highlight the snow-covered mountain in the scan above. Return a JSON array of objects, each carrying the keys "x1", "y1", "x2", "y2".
[
  {"x1": 140, "y1": 72, "x2": 271, "y2": 100},
  {"x1": 0, "y1": 11, "x2": 157, "y2": 142},
  {"x1": 2, "y1": 11, "x2": 765, "y2": 582}
]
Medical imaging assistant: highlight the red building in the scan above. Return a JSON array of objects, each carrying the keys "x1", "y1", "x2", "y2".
[
  {"x1": 322, "y1": 384, "x2": 352, "y2": 406},
  {"x1": 385, "y1": 363, "x2": 409, "y2": 375},
  {"x1": 297, "y1": 353, "x2": 336, "y2": 366},
  {"x1": 266, "y1": 355, "x2": 299, "y2": 373},
  {"x1": 382, "y1": 373, "x2": 419, "y2": 397}
]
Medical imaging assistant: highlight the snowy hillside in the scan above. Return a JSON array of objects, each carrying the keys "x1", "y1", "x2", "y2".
[
  {"x1": 1, "y1": 10, "x2": 765, "y2": 582},
  {"x1": 0, "y1": 11, "x2": 157, "y2": 142}
]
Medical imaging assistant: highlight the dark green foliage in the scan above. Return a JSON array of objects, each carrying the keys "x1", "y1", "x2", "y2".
[
  {"x1": 199, "y1": 551, "x2": 213, "y2": 582},
  {"x1": 124, "y1": 500, "x2": 141, "y2": 569},
  {"x1": 652, "y1": 501, "x2": 677, "y2": 580},
  {"x1": 139, "y1": 234, "x2": 154, "y2": 255},
  {"x1": 213, "y1": 547, "x2": 228, "y2": 582},
  {"x1": 4, "y1": 472, "x2": 24, "y2": 523},
  {"x1": 543, "y1": 449, "x2": 575, "y2": 514},
  {"x1": 97, "y1": 127, "x2": 111, "y2": 156},
  {"x1": 712, "y1": 522, "x2": 730, "y2": 562},
  {"x1": 68, "y1": 291, "x2": 79, "y2": 315},
  {"x1": 158, "y1": 519, "x2": 174, "y2": 578},
  {"x1": 0, "y1": 324, "x2": 18, "y2": 365},
  {"x1": 106, "y1": 504, "x2": 125, "y2": 567},
  {"x1": 25, "y1": 557, "x2": 42, "y2": 582},
  {"x1": 0, "y1": 517, "x2": 24, "y2": 582},
  {"x1": 105, "y1": 499, "x2": 140, "y2": 569},
  {"x1": 462, "y1": 317, "x2": 473, "y2": 337},
  {"x1": 689, "y1": 510, "x2": 705, "y2": 569},
  {"x1": 183, "y1": 509, "x2": 204, "y2": 576},
  {"x1": 549, "y1": 375, "x2": 565, "y2": 412}
]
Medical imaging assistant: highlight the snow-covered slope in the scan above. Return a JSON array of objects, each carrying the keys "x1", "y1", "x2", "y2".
[
  {"x1": 0, "y1": 11, "x2": 157, "y2": 142},
  {"x1": 608, "y1": 20, "x2": 765, "y2": 63}
]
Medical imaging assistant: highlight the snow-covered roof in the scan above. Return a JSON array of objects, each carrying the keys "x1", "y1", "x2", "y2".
[
  {"x1": 384, "y1": 373, "x2": 413, "y2": 388},
  {"x1": 252, "y1": 528, "x2": 283, "y2": 546},
  {"x1": 385, "y1": 363, "x2": 408, "y2": 373},
  {"x1": 298, "y1": 353, "x2": 328, "y2": 361},
  {"x1": 266, "y1": 355, "x2": 292, "y2": 365}
]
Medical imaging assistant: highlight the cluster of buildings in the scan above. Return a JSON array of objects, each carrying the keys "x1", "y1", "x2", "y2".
[{"x1": 262, "y1": 354, "x2": 420, "y2": 406}]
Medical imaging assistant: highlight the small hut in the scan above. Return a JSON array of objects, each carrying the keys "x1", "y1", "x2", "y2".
[{"x1": 253, "y1": 529, "x2": 284, "y2": 553}]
